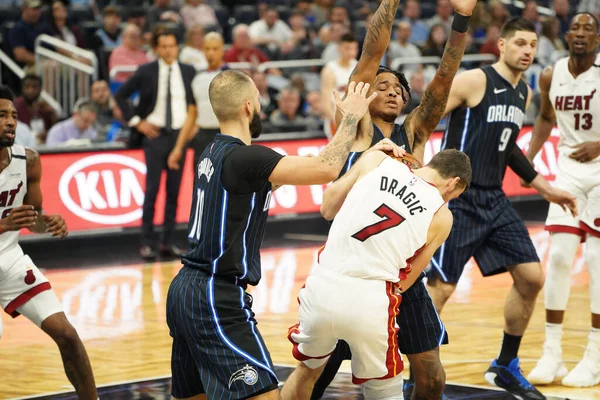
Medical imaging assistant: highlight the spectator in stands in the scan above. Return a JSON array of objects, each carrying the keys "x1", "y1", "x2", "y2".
[
  {"x1": 90, "y1": 80, "x2": 123, "y2": 139},
  {"x1": 46, "y1": 99, "x2": 97, "y2": 146},
  {"x1": 147, "y1": 0, "x2": 182, "y2": 28},
  {"x1": 310, "y1": 0, "x2": 334, "y2": 27},
  {"x1": 15, "y1": 122, "x2": 37, "y2": 148},
  {"x1": 427, "y1": 0, "x2": 453, "y2": 31},
  {"x1": 322, "y1": 5, "x2": 351, "y2": 30},
  {"x1": 321, "y1": 33, "x2": 357, "y2": 132},
  {"x1": 403, "y1": 69, "x2": 425, "y2": 115},
  {"x1": 388, "y1": 21, "x2": 422, "y2": 74},
  {"x1": 578, "y1": 0, "x2": 600, "y2": 19},
  {"x1": 489, "y1": 0, "x2": 509, "y2": 26},
  {"x1": 224, "y1": 24, "x2": 270, "y2": 65},
  {"x1": 8, "y1": 0, "x2": 44, "y2": 67},
  {"x1": 179, "y1": 24, "x2": 208, "y2": 70},
  {"x1": 13, "y1": 74, "x2": 57, "y2": 143},
  {"x1": 479, "y1": 23, "x2": 501, "y2": 58},
  {"x1": 251, "y1": 69, "x2": 277, "y2": 120},
  {"x1": 115, "y1": 27, "x2": 197, "y2": 260},
  {"x1": 269, "y1": 87, "x2": 315, "y2": 127},
  {"x1": 320, "y1": 22, "x2": 349, "y2": 63},
  {"x1": 248, "y1": 6, "x2": 294, "y2": 60},
  {"x1": 43, "y1": 1, "x2": 84, "y2": 48},
  {"x1": 422, "y1": 23, "x2": 448, "y2": 58},
  {"x1": 289, "y1": 11, "x2": 315, "y2": 59},
  {"x1": 522, "y1": 0, "x2": 542, "y2": 34},
  {"x1": 538, "y1": 17, "x2": 566, "y2": 65},
  {"x1": 109, "y1": 24, "x2": 149, "y2": 83},
  {"x1": 402, "y1": 0, "x2": 429, "y2": 45},
  {"x1": 553, "y1": 0, "x2": 572, "y2": 36},
  {"x1": 305, "y1": 90, "x2": 323, "y2": 121},
  {"x1": 180, "y1": 0, "x2": 219, "y2": 30},
  {"x1": 91, "y1": 6, "x2": 122, "y2": 52},
  {"x1": 126, "y1": 8, "x2": 151, "y2": 46}
]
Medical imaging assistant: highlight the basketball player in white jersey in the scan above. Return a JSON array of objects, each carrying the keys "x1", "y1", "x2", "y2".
[
  {"x1": 281, "y1": 149, "x2": 471, "y2": 400},
  {"x1": 321, "y1": 33, "x2": 359, "y2": 139},
  {"x1": 0, "y1": 86, "x2": 97, "y2": 398},
  {"x1": 526, "y1": 13, "x2": 600, "y2": 388}
]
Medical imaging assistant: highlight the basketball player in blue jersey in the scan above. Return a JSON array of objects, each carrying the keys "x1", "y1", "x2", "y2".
[
  {"x1": 425, "y1": 18, "x2": 578, "y2": 399},
  {"x1": 165, "y1": 71, "x2": 377, "y2": 400},
  {"x1": 311, "y1": 0, "x2": 477, "y2": 398}
]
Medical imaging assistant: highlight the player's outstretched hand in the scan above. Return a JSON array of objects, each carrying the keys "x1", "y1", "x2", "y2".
[
  {"x1": 0, "y1": 205, "x2": 37, "y2": 232},
  {"x1": 368, "y1": 138, "x2": 407, "y2": 159},
  {"x1": 450, "y1": 0, "x2": 477, "y2": 16},
  {"x1": 569, "y1": 141, "x2": 600, "y2": 163},
  {"x1": 43, "y1": 214, "x2": 68, "y2": 238},
  {"x1": 334, "y1": 82, "x2": 377, "y2": 121},
  {"x1": 544, "y1": 188, "x2": 578, "y2": 217}
]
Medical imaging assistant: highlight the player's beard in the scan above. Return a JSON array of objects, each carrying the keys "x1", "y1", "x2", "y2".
[
  {"x1": 249, "y1": 111, "x2": 262, "y2": 139},
  {"x1": 0, "y1": 135, "x2": 14, "y2": 148}
]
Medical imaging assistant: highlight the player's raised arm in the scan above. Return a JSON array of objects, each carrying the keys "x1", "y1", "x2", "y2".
[
  {"x1": 400, "y1": 207, "x2": 453, "y2": 292},
  {"x1": 22, "y1": 148, "x2": 68, "y2": 238},
  {"x1": 527, "y1": 67, "x2": 556, "y2": 162},
  {"x1": 269, "y1": 82, "x2": 377, "y2": 186},
  {"x1": 406, "y1": 0, "x2": 477, "y2": 160},
  {"x1": 349, "y1": 0, "x2": 401, "y2": 86}
]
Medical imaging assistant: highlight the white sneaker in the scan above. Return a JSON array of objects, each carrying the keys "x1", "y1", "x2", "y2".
[
  {"x1": 562, "y1": 347, "x2": 600, "y2": 388},
  {"x1": 527, "y1": 345, "x2": 568, "y2": 385}
]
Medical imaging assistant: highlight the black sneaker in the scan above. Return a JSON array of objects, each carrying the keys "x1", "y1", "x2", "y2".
[{"x1": 484, "y1": 358, "x2": 546, "y2": 400}]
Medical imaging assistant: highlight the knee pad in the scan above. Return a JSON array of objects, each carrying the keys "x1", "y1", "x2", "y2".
[
  {"x1": 16, "y1": 289, "x2": 63, "y2": 327},
  {"x1": 361, "y1": 374, "x2": 404, "y2": 400},
  {"x1": 585, "y1": 236, "x2": 600, "y2": 314},
  {"x1": 545, "y1": 233, "x2": 580, "y2": 311}
]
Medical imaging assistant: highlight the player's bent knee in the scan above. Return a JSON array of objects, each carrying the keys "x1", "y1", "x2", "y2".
[
  {"x1": 414, "y1": 366, "x2": 445, "y2": 397},
  {"x1": 40, "y1": 313, "x2": 80, "y2": 348},
  {"x1": 512, "y1": 263, "x2": 545, "y2": 297},
  {"x1": 362, "y1": 374, "x2": 404, "y2": 400}
]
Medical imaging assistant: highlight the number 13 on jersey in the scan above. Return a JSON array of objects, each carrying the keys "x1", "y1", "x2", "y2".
[{"x1": 188, "y1": 189, "x2": 205, "y2": 242}]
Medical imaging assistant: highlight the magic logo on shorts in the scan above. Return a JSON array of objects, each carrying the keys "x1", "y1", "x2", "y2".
[{"x1": 228, "y1": 365, "x2": 259, "y2": 389}]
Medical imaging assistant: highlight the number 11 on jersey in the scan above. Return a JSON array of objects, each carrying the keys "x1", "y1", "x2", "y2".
[{"x1": 188, "y1": 189, "x2": 205, "y2": 241}]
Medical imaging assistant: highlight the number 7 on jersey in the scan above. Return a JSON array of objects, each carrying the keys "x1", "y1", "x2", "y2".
[{"x1": 352, "y1": 204, "x2": 406, "y2": 242}]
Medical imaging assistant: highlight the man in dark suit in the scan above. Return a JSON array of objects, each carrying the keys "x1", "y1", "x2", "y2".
[{"x1": 115, "y1": 26, "x2": 197, "y2": 261}]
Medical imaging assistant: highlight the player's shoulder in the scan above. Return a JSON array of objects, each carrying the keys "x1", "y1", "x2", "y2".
[
  {"x1": 431, "y1": 205, "x2": 453, "y2": 233},
  {"x1": 455, "y1": 68, "x2": 486, "y2": 84},
  {"x1": 539, "y1": 65, "x2": 555, "y2": 90},
  {"x1": 24, "y1": 147, "x2": 39, "y2": 167}
]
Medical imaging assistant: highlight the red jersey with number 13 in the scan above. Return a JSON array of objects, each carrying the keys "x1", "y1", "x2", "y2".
[{"x1": 319, "y1": 158, "x2": 444, "y2": 283}]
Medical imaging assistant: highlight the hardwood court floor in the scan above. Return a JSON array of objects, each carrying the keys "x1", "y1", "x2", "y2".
[{"x1": 1, "y1": 226, "x2": 599, "y2": 400}]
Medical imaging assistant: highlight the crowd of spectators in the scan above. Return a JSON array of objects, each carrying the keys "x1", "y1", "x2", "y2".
[{"x1": 0, "y1": 0, "x2": 598, "y2": 148}]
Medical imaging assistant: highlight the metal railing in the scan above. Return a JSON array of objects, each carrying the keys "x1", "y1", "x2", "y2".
[
  {"x1": 390, "y1": 54, "x2": 497, "y2": 70},
  {"x1": 108, "y1": 59, "x2": 327, "y2": 81},
  {"x1": 0, "y1": 48, "x2": 62, "y2": 115},
  {"x1": 34, "y1": 34, "x2": 98, "y2": 117}
]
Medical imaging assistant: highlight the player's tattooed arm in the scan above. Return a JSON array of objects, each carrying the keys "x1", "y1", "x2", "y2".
[
  {"x1": 24, "y1": 148, "x2": 68, "y2": 238},
  {"x1": 406, "y1": 29, "x2": 468, "y2": 157},
  {"x1": 348, "y1": 0, "x2": 400, "y2": 85}
]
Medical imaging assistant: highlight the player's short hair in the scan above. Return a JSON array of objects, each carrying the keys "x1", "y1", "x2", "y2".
[
  {"x1": 340, "y1": 33, "x2": 357, "y2": 43},
  {"x1": 500, "y1": 17, "x2": 537, "y2": 39},
  {"x1": 376, "y1": 66, "x2": 411, "y2": 103},
  {"x1": 571, "y1": 12, "x2": 600, "y2": 32},
  {"x1": 209, "y1": 69, "x2": 255, "y2": 121},
  {"x1": 0, "y1": 85, "x2": 15, "y2": 102},
  {"x1": 103, "y1": 5, "x2": 120, "y2": 18},
  {"x1": 428, "y1": 149, "x2": 472, "y2": 190}
]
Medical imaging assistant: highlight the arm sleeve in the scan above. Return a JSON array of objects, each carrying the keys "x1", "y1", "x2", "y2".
[
  {"x1": 508, "y1": 144, "x2": 538, "y2": 183},
  {"x1": 221, "y1": 145, "x2": 284, "y2": 194}
]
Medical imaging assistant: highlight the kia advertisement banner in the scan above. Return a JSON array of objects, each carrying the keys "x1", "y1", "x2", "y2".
[{"x1": 34, "y1": 128, "x2": 557, "y2": 233}]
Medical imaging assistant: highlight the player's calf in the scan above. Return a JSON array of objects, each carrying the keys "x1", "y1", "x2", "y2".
[
  {"x1": 41, "y1": 312, "x2": 98, "y2": 400},
  {"x1": 281, "y1": 361, "x2": 327, "y2": 400},
  {"x1": 406, "y1": 350, "x2": 445, "y2": 399},
  {"x1": 425, "y1": 277, "x2": 456, "y2": 314}
]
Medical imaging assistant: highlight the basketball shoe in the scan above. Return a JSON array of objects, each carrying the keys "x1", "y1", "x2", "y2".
[
  {"x1": 484, "y1": 358, "x2": 546, "y2": 400},
  {"x1": 561, "y1": 346, "x2": 600, "y2": 387},
  {"x1": 527, "y1": 343, "x2": 568, "y2": 384}
]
